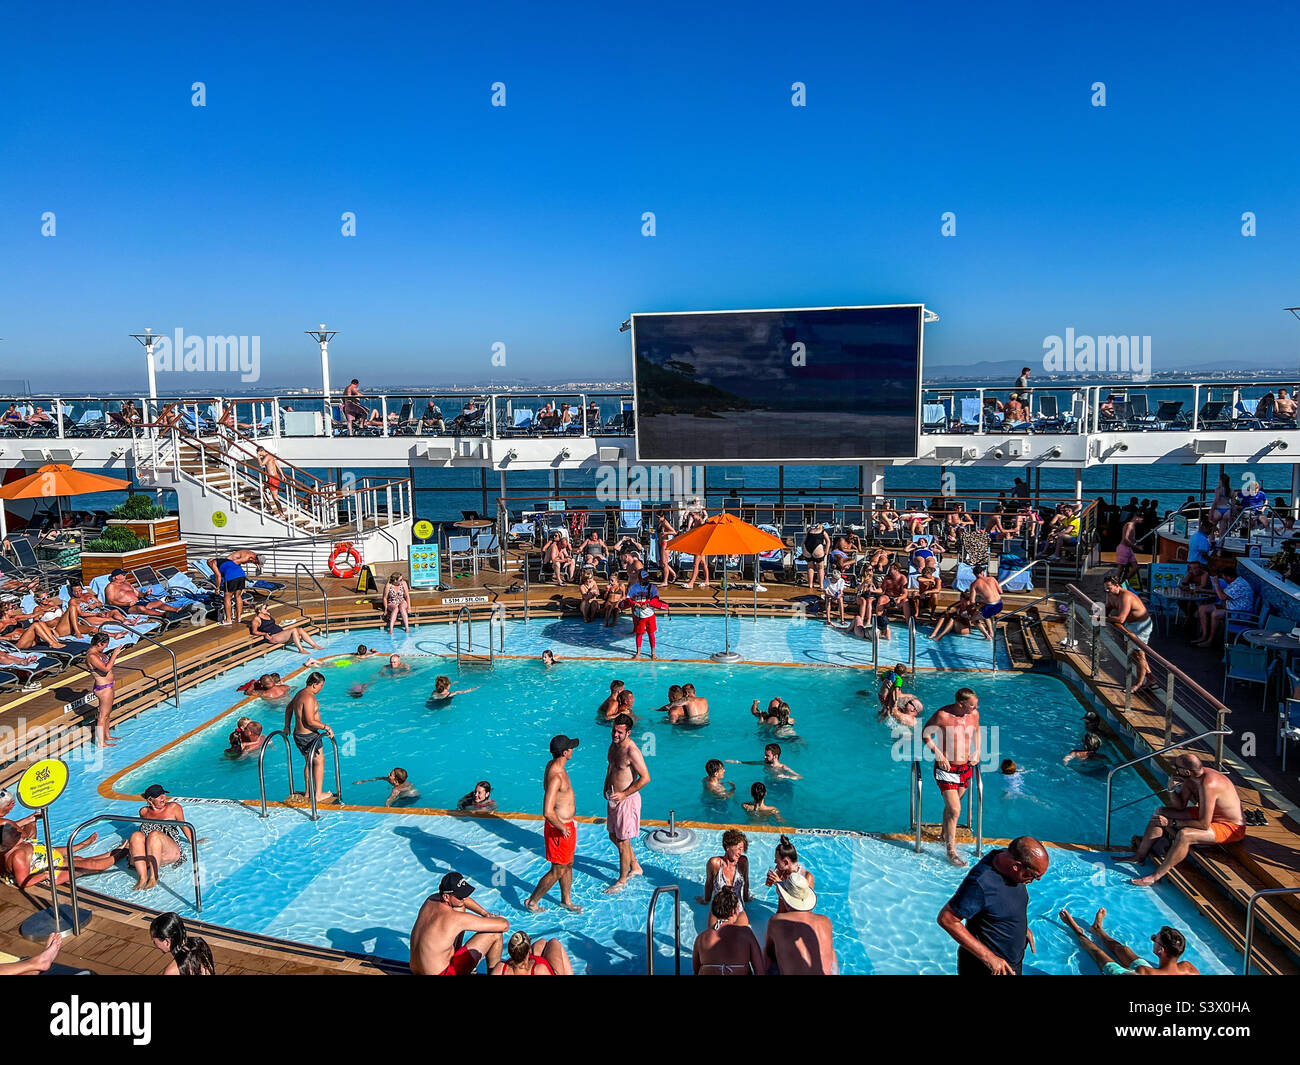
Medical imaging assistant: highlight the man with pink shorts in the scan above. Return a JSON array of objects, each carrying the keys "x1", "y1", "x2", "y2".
[{"x1": 603, "y1": 712, "x2": 650, "y2": 894}]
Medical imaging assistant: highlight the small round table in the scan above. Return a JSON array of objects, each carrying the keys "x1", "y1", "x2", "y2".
[
  {"x1": 453, "y1": 519, "x2": 494, "y2": 530},
  {"x1": 1150, "y1": 586, "x2": 1213, "y2": 636},
  {"x1": 1242, "y1": 629, "x2": 1300, "y2": 653}
]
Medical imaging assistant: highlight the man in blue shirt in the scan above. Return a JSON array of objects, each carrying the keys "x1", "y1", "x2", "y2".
[
  {"x1": 937, "y1": 836, "x2": 1049, "y2": 975},
  {"x1": 1187, "y1": 519, "x2": 1213, "y2": 566}
]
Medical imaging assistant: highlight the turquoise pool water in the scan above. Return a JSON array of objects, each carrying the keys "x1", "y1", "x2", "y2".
[
  {"x1": 30, "y1": 618, "x2": 1224, "y2": 973},
  {"x1": 115, "y1": 652, "x2": 1146, "y2": 843}
]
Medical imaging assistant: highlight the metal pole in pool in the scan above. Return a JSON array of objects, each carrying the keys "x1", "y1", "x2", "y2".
[
  {"x1": 41, "y1": 807, "x2": 61, "y2": 935},
  {"x1": 712, "y1": 557, "x2": 740, "y2": 662}
]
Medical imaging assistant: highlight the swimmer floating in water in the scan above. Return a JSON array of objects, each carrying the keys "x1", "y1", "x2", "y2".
[
  {"x1": 380, "y1": 654, "x2": 410, "y2": 676},
  {"x1": 353, "y1": 768, "x2": 420, "y2": 807},
  {"x1": 457, "y1": 780, "x2": 497, "y2": 812},
  {"x1": 541, "y1": 650, "x2": 557, "y2": 668},
  {"x1": 726, "y1": 742, "x2": 801, "y2": 781},
  {"x1": 429, "y1": 675, "x2": 479, "y2": 704}
]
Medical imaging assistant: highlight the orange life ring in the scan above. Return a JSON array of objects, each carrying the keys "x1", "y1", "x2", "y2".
[{"x1": 329, "y1": 542, "x2": 362, "y2": 579}]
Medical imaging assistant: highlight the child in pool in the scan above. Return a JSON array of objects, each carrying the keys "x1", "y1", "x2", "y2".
[
  {"x1": 703, "y1": 759, "x2": 736, "y2": 799},
  {"x1": 741, "y1": 782, "x2": 782, "y2": 822},
  {"x1": 1000, "y1": 758, "x2": 1024, "y2": 795}
]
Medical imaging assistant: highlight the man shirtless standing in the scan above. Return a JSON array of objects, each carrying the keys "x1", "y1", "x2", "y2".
[
  {"x1": 678, "y1": 683, "x2": 709, "y2": 724},
  {"x1": 409, "y1": 872, "x2": 508, "y2": 975},
  {"x1": 525, "y1": 735, "x2": 583, "y2": 914},
  {"x1": 604, "y1": 713, "x2": 650, "y2": 894},
  {"x1": 1122, "y1": 753, "x2": 1244, "y2": 886},
  {"x1": 255, "y1": 447, "x2": 286, "y2": 516},
  {"x1": 922, "y1": 687, "x2": 982, "y2": 867},
  {"x1": 970, "y1": 566, "x2": 1003, "y2": 641},
  {"x1": 284, "y1": 672, "x2": 335, "y2": 804}
]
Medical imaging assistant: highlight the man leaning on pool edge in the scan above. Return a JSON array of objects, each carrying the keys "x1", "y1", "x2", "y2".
[{"x1": 937, "y1": 835, "x2": 1050, "y2": 975}]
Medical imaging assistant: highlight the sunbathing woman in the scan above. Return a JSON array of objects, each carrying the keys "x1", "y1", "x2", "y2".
[
  {"x1": 603, "y1": 572, "x2": 627, "y2": 627},
  {"x1": 249, "y1": 605, "x2": 324, "y2": 654},
  {"x1": 578, "y1": 567, "x2": 602, "y2": 622}
]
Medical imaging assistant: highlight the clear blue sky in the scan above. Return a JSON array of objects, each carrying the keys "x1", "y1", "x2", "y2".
[{"x1": 1, "y1": 1, "x2": 1297, "y2": 391}]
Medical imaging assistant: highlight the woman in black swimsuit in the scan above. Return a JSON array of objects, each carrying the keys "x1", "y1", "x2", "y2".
[{"x1": 250, "y1": 606, "x2": 324, "y2": 654}]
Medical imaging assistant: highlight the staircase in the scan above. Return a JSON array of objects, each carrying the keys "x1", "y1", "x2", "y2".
[{"x1": 173, "y1": 438, "x2": 325, "y2": 535}]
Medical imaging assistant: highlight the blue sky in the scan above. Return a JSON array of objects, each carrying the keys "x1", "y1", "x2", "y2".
[{"x1": 1, "y1": 1, "x2": 1297, "y2": 391}]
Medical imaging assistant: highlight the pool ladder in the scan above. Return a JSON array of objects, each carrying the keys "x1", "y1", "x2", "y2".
[
  {"x1": 645, "y1": 884, "x2": 682, "y2": 974},
  {"x1": 454, "y1": 605, "x2": 505, "y2": 668},
  {"x1": 909, "y1": 759, "x2": 983, "y2": 858},
  {"x1": 257, "y1": 728, "x2": 344, "y2": 822}
]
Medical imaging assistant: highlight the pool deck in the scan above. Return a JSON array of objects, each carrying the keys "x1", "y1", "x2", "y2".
[{"x1": 2, "y1": 556, "x2": 1299, "y2": 973}]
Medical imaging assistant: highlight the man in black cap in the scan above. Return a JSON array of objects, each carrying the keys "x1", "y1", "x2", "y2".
[
  {"x1": 409, "y1": 871, "x2": 509, "y2": 975},
  {"x1": 525, "y1": 735, "x2": 583, "y2": 913}
]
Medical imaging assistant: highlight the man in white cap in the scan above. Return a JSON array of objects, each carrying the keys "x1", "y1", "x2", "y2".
[{"x1": 763, "y1": 870, "x2": 838, "y2": 974}]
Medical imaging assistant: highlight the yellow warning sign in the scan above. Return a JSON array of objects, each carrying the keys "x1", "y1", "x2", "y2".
[
  {"x1": 212, "y1": 511, "x2": 229, "y2": 528},
  {"x1": 413, "y1": 520, "x2": 434, "y2": 541},
  {"x1": 17, "y1": 758, "x2": 69, "y2": 810}
]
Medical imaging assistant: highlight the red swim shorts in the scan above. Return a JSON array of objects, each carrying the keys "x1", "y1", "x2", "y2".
[
  {"x1": 545, "y1": 819, "x2": 577, "y2": 864},
  {"x1": 934, "y1": 761, "x2": 974, "y2": 791},
  {"x1": 439, "y1": 946, "x2": 477, "y2": 975},
  {"x1": 633, "y1": 615, "x2": 657, "y2": 637}
]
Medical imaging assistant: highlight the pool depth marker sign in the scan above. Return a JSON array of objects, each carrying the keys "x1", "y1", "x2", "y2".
[{"x1": 16, "y1": 758, "x2": 71, "y2": 936}]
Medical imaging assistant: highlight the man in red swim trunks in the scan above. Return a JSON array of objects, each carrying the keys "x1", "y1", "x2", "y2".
[
  {"x1": 256, "y1": 447, "x2": 285, "y2": 516},
  {"x1": 525, "y1": 735, "x2": 584, "y2": 914},
  {"x1": 409, "y1": 872, "x2": 508, "y2": 975},
  {"x1": 921, "y1": 688, "x2": 982, "y2": 868},
  {"x1": 624, "y1": 570, "x2": 669, "y2": 660}
]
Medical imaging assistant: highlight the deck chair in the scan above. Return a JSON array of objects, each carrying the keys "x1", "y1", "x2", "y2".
[
  {"x1": 922, "y1": 403, "x2": 949, "y2": 432},
  {"x1": 1198, "y1": 400, "x2": 1230, "y2": 428},
  {"x1": 1279, "y1": 671, "x2": 1300, "y2": 769},
  {"x1": 617, "y1": 499, "x2": 643, "y2": 539},
  {"x1": 958, "y1": 398, "x2": 982, "y2": 432},
  {"x1": 1154, "y1": 400, "x2": 1186, "y2": 428},
  {"x1": 756, "y1": 524, "x2": 786, "y2": 582},
  {"x1": 1034, "y1": 394, "x2": 1065, "y2": 431},
  {"x1": 722, "y1": 496, "x2": 743, "y2": 517},
  {"x1": 1232, "y1": 399, "x2": 1262, "y2": 430},
  {"x1": 71, "y1": 409, "x2": 106, "y2": 436},
  {"x1": 508, "y1": 408, "x2": 535, "y2": 434}
]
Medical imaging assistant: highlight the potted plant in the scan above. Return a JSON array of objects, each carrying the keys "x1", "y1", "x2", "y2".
[
  {"x1": 79, "y1": 522, "x2": 190, "y2": 581},
  {"x1": 105, "y1": 493, "x2": 181, "y2": 546}
]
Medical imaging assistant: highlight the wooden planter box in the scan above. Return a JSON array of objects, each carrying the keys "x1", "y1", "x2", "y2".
[
  {"x1": 81, "y1": 541, "x2": 189, "y2": 582},
  {"x1": 105, "y1": 517, "x2": 181, "y2": 547}
]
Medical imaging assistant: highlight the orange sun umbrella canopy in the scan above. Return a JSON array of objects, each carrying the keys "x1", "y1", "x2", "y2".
[
  {"x1": 0, "y1": 464, "x2": 132, "y2": 500},
  {"x1": 664, "y1": 512, "x2": 785, "y2": 556}
]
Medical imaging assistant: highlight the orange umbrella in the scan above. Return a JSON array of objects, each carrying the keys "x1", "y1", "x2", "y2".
[
  {"x1": 665, "y1": 513, "x2": 786, "y2": 661},
  {"x1": 0, "y1": 464, "x2": 131, "y2": 534}
]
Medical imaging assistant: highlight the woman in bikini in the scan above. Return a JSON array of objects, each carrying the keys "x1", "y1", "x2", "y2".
[
  {"x1": 696, "y1": 828, "x2": 754, "y2": 926},
  {"x1": 87, "y1": 632, "x2": 121, "y2": 747},
  {"x1": 692, "y1": 887, "x2": 764, "y2": 975},
  {"x1": 250, "y1": 606, "x2": 324, "y2": 654},
  {"x1": 681, "y1": 501, "x2": 710, "y2": 588},
  {"x1": 602, "y1": 572, "x2": 627, "y2": 627},
  {"x1": 492, "y1": 931, "x2": 573, "y2": 975},
  {"x1": 384, "y1": 574, "x2": 411, "y2": 636},
  {"x1": 577, "y1": 567, "x2": 602, "y2": 622},
  {"x1": 655, "y1": 513, "x2": 678, "y2": 584},
  {"x1": 1211, "y1": 472, "x2": 1233, "y2": 537}
]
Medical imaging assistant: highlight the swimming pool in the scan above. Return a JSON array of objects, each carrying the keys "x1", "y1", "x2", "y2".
[
  {"x1": 33, "y1": 617, "x2": 1231, "y2": 973},
  {"x1": 110, "y1": 650, "x2": 1146, "y2": 844}
]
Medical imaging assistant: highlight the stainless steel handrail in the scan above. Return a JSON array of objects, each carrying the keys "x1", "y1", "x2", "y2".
[
  {"x1": 1103, "y1": 727, "x2": 1233, "y2": 847},
  {"x1": 646, "y1": 884, "x2": 682, "y2": 975},
  {"x1": 1243, "y1": 886, "x2": 1300, "y2": 975},
  {"x1": 870, "y1": 622, "x2": 879, "y2": 671},
  {"x1": 66, "y1": 813, "x2": 201, "y2": 934},
  {"x1": 97, "y1": 623, "x2": 180, "y2": 710},
  {"x1": 256, "y1": 729, "x2": 295, "y2": 818},
  {"x1": 972, "y1": 765, "x2": 984, "y2": 856},
  {"x1": 455, "y1": 605, "x2": 472, "y2": 667},
  {"x1": 911, "y1": 760, "x2": 923, "y2": 853},
  {"x1": 292, "y1": 562, "x2": 330, "y2": 637},
  {"x1": 907, "y1": 616, "x2": 916, "y2": 674},
  {"x1": 294, "y1": 731, "x2": 344, "y2": 822}
]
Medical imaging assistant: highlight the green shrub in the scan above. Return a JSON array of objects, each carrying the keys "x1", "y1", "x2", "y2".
[
  {"x1": 85, "y1": 527, "x2": 147, "y2": 552},
  {"x1": 109, "y1": 494, "x2": 166, "y2": 520}
]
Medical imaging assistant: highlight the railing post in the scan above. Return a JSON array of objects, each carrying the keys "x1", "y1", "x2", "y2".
[
  {"x1": 1124, "y1": 645, "x2": 1135, "y2": 714},
  {"x1": 1215, "y1": 710, "x2": 1227, "y2": 768}
]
